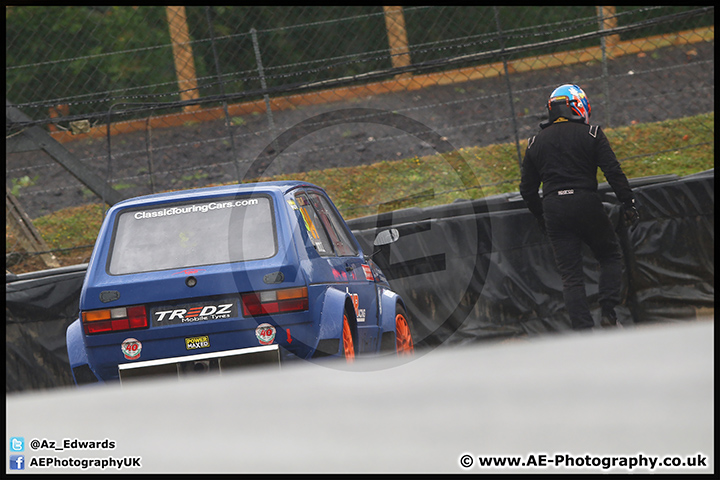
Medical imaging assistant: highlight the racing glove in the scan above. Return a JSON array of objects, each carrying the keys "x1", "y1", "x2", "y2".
[
  {"x1": 535, "y1": 214, "x2": 547, "y2": 236},
  {"x1": 622, "y1": 199, "x2": 640, "y2": 227}
]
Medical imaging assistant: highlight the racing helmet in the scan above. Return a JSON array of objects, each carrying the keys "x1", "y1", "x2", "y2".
[{"x1": 546, "y1": 84, "x2": 591, "y2": 124}]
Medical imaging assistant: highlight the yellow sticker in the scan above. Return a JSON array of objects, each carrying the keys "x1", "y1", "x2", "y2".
[
  {"x1": 299, "y1": 207, "x2": 320, "y2": 241},
  {"x1": 185, "y1": 336, "x2": 210, "y2": 350}
]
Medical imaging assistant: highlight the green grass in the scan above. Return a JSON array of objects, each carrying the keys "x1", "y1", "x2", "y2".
[
  {"x1": 13, "y1": 112, "x2": 715, "y2": 272},
  {"x1": 263, "y1": 112, "x2": 715, "y2": 218},
  {"x1": 32, "y1": 204, "x2": 106, "y2": 249}
]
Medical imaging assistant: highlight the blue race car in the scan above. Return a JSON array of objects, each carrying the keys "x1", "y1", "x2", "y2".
[{"x1": 66, "y1": 181, "x2": 414, "y2": 384}]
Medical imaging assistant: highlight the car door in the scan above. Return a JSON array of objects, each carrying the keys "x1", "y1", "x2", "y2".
[{"x1": 303, "y1": 189, "x2": 380, "y2": 353}]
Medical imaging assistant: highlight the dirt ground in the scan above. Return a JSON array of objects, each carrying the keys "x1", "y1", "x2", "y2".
[{"x1": 7, "y1": 41, "x2": 714, "y2": 221}]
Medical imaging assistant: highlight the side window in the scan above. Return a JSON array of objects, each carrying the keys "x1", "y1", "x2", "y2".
[
  {"x1": 307, "y1": 191, "x2": 358, "y2": 257},
  {"x1": 295, "y1": 192, "x2": 333, "y2": 256}
]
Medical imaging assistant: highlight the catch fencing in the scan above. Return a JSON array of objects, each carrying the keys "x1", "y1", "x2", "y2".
[{"x1": 5, "y1": 6, "x2": 715, "y2": 273}]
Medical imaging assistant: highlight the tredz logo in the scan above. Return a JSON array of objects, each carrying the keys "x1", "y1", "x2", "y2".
[{"x1": 153, "y1": 303, "x2": 234, "y2": 325}]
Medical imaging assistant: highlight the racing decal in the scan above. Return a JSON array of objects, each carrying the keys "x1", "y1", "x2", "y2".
[
  {"x1": 255, "y1": 323, "x2": 276, "y2": 345},
  {"x1": 185, "y1": 335, "x2": 210, "y2": 350},
  {"x1": 132, "y1": 198, "x2": 260, "y2": 221},
  {"x1": 361, "y1": 264, "x2": 374, "y2": 281},
  {"x1": 346, "y1": 289, "x2": 366, "y2": 322},
  {"x1": 298, "y1": 206, "x2": 325, "y2": 253},
  {"x1": 295, "y1": 195, "x2": 327, "y2": 253},
  {"x1": 287, "y1": 199, "x2": 298, "y2": 210},
  {"x1": 172, "y1": 268, "x2": 206, "y2": 276},
  {"x1": 152, "y1": 300, "x2": 237, "y2": 327},
  {"x1": 350, "y1": 293, "x2": 359, "y2": 317},
  {"x1": 121, "y1": 338, "x2": 142, "y2": 360}
]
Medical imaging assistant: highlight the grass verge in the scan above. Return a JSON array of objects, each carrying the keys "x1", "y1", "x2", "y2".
[{"x1": 8, "y1": 112, "x2": 714, "y2": 273}]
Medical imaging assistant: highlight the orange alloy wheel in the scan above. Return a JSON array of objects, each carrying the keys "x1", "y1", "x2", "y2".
[
  {"x1": 342, "y1": 314, "x2": 355, "y2": 362},
  {"x1": 395, "y1": 312, "x2": 414, "y2": 355}
]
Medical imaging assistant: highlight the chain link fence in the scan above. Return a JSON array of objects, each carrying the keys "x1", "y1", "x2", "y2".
[{"x1": 6, "y1": 6, "x2": 715, "y2": 273}]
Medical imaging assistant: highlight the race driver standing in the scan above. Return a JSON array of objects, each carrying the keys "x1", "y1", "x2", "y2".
[{"x1": 519, "y1": 84, "x2": 639, "y2": 331}]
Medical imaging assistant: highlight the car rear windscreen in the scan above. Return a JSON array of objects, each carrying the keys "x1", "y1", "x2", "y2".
[{"x1": 108, "y1": 195, "x2": 276, "y2": 275}]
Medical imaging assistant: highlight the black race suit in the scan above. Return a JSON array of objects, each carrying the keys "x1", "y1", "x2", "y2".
[{"x1": 519, "y1": 118, "x2": 635, "y2": 330}]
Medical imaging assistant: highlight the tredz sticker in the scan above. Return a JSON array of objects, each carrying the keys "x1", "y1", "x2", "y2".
[{"x1": 152, "y1": 301, "x2": 236, "y2": 326}]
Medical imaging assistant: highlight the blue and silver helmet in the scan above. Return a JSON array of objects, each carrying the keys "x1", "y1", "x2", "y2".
[{"x1": 547, "y1": 84, "x2": 591, "y2": 124}]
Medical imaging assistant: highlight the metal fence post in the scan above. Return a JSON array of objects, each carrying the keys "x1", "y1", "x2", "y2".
[
  {"x1": 251, "y1": 27, "x2": 280, "y2": 161},
  {"x1": 144, "y1": 117, "x2": 156, "y2": 194},
  {"x1": 599, "y1": 6, "x2": 620, "y2": 56},
  {"x1": 205, "y1": 6, "x2": 241, "y2": 182},
  {"x1": 494, "y1": 7, "x2": 523, "y2": 171}
]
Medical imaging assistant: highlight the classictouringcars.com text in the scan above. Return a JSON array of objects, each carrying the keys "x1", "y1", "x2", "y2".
[{"x1": 133, "y1": 198, "x2": 260, "y2": 220}]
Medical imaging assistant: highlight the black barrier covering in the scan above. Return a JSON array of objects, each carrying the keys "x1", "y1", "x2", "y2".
[
  {"x1": 6, "y1": 264, "x2": 88, "y2": 392},
  {"x1": 619, "y1": 170, "x2": 715, "y2": 323},
  {"x1": 348, "y1": 171, "x2": 714, "y2": 347},
  {"x1": 5, "y1": 171, "x2": 714, "y2": 392}
]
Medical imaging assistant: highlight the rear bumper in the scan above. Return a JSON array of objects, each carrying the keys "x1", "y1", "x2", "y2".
[
  {"x1": 83, "y1": 311, "x2": 318, "y2": 381},
  {"x1": 118, "y1": 344, "x2": 281, "y2": 384}
]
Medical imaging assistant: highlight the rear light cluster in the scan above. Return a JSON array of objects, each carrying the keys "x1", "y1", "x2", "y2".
[
  {"x1": 242, "y1": 287, "x2": 308, "y2": 316},
  {"x1": 82, "y1": 305, "x2": 148, "y2": 335}
]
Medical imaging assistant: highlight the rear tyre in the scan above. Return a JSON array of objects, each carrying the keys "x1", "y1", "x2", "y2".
[
  {"x1": 342, "y1": 313, "x2": 355, "y2": 363},
  {"x1": 395, "y1": 305, "x2": 414, "y2": 355}
]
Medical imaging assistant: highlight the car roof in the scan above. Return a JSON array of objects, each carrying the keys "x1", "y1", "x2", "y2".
[{"x1": 111, "y1": 181, "x2": 322, "y2": 209}]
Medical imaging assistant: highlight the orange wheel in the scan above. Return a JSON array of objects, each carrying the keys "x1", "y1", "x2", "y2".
[
  {"x1": 395, "y1": 307, "x2": 414, "y2": 355},
  {"x1": 342, "y1": 313, "x2": 355, "y2": 362}
]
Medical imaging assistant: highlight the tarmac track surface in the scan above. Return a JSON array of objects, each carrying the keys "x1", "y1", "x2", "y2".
[{"x1": 6, "y1": 319, "x2": 713, "y2": 473}]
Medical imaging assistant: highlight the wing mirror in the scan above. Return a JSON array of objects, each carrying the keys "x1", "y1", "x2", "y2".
[
  {"x1": 373, "y1": 228, "x2": 399, "y2": 246},
  {"x1": 365, "y1": 228, "x2": 400, "y2": 262}
]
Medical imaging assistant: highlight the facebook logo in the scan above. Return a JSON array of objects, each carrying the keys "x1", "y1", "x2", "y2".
[
  {"x1": 10, "y1": 455, "x2": 25, "y2": 470},
  {"x1": 10, "y1": 437, "x2": 24, "y2": 452}
]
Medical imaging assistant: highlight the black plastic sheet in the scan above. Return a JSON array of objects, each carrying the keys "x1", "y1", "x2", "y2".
[
  {"x1": 6, "y1": 264, "x2": 88, "y2": 392},
  {"x1": 5, "y1": 171, "x2": 714, "y2": 392},
  {"x1": 349, "y1": 170, "x2": 714, "y2": 346},
  {"x1": 619, "y1": 170, "x2": 715, "y2": 323}
]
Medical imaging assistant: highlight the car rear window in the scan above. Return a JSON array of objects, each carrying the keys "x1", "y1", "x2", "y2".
[{"x1": 107, "y1": 195, "x2": 276, "y2": 275}]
